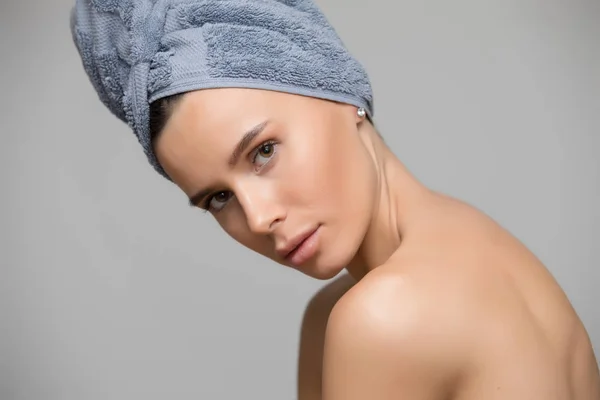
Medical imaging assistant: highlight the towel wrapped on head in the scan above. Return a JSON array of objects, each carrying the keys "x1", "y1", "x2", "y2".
[{"x1": 70, "y1": 0, "x2": 374, "y2": 179}]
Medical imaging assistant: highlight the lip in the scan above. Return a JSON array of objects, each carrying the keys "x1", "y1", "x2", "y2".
[{"x1": 277, "y1": 226, "x2": 320, "y2": 261}]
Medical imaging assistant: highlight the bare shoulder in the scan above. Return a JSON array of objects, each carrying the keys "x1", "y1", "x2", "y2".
[
  {"x1": 302, "y1": 273, "x2": 357, "y2": 323},
  {"x1": 297, "y1": 273, "x2": 356, "y2": 400},
  {"x1": 322, "y1": 263, "x2": 472, "y2": 400}
]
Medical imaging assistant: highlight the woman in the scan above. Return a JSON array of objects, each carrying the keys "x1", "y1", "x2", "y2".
[{"x1": 71, "y1": 0, "x2": 600, "y2": 398}]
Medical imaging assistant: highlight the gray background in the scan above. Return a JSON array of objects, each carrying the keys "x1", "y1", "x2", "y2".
[{"x1": 1, "y1": 0, "x2": 598, "y2": 399}]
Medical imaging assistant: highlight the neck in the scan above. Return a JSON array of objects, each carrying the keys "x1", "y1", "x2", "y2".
[{"x1": 346, "y1": 124, "x2": 438, "y2": 281}]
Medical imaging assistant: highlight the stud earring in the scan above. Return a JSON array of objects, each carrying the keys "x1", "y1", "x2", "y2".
[{"x1": 357, "y1": 107, "x2": 366, "y2": 119}]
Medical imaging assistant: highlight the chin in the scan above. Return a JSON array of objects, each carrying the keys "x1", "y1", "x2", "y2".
[
  {"x1": 298, "y1": 262, "x2": 345, "y2": 280},
  {"x1": 295, "y1": 247, "x2": 359, "y2": 280},
  {"x1": 304, "y1": 228, "x2": 366, "y2": 279}
]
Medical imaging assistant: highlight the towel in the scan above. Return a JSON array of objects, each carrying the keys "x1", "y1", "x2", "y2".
[{"x1": 70, "y1": 0, "x2": 374, "y2": 179}]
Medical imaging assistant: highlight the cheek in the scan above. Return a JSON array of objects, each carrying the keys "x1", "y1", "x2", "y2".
[
  {"x1": 278, "y1": 138, "x2": 337, "y2": 207},
  {"x1": 285, "y1": 128, "x2": 373, "y2": 212}
]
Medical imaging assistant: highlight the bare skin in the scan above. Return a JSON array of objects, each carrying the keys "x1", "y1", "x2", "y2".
[
  {"x1": 300, "y1": 196, "x2": 600, "y2": 399},
  {"x1": 298, "y1": 274, "x2": 356, "y2": 399},
  {"x1": 152, "y1": 88, "x2": 599, "y2": 399}
]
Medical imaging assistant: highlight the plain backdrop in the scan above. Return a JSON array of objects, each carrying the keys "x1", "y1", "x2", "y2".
[{"x1": 1, "y1": 0, "x2": 598, "y2": 399}]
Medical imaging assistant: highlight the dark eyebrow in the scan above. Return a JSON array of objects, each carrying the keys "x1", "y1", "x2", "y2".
[
  {"x1": 187, "y1": 120, "x2": 270, "y2": 207},
  {"x1": 228, "y1": 120, "x2": 270, "y2": 167}
]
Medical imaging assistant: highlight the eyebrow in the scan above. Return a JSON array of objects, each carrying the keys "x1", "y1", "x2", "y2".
[{"x1": 188, "y1": 120, "x2": 270, "y2": 207}]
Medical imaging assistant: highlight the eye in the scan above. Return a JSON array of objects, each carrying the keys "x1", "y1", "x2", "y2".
[
  {"x1": 252, "y1": 140, "x2": 278, "y2": 169},
  {"x1": 202, "y1": 141, "x2": 278, "y2": 214},
  {"x1": 204, "y1": 191, "x2": 233, "y2": 213}
]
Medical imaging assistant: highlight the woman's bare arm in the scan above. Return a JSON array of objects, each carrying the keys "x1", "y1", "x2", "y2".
[{"x1": 297, "y1": 274, "x2": 356, "y2": 400}]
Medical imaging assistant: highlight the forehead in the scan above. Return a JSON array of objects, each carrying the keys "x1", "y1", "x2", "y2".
[{"x1": 172, "y1": 88, "x2": 270, "y2": 139}]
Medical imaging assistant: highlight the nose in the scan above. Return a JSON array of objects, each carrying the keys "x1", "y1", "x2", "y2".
[{"x1": 235, "y1": 180, "x2": 285, "y2": 235}]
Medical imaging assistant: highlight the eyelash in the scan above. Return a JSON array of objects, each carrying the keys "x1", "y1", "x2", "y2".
[{"x1": 201, "y1": 140, "x2": 278, "y2": 213}]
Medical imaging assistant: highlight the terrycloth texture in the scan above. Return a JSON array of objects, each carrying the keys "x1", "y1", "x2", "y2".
[{"x1": 70, "y1": 0, "x2": 374, "y2": 179}]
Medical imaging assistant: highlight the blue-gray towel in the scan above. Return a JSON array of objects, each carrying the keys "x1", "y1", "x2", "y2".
[{"x1": 70, "y1": 0, "x2": 374, "y2": 179}]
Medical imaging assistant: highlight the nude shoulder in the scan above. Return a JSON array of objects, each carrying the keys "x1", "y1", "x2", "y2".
[
  {"x1": 327, "y1": 262, "x2": 474, "y2": 341},
  {"x1": 325, "y1": 265, "x2": 470, "y2": 354},
  {"x1": 322, "y1": 264, "x2": 473, "y2": 399},
  {"x1": 297, "y1": 273, "x2": 356, "y2": 400}
]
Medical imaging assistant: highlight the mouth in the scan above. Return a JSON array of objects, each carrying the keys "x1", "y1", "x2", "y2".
[{"x1": 278, "y1": 225, "x2": 321, "y2": 266}]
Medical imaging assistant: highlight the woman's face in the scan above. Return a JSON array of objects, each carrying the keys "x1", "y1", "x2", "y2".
[{"x1": 154, "y1": 88, "x2": 377, "y2": 279}]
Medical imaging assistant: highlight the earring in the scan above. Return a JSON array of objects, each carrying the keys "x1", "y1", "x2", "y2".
[{"x1": 357, "y1": 107, "x2": 366, "y2": 119}]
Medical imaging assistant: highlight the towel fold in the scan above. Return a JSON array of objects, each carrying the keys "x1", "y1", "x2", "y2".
[{"x1": 71, "y1": 0, "x2": 374, "y2": 179}]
